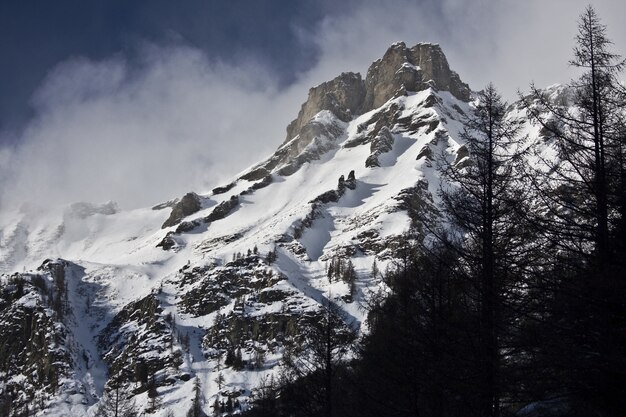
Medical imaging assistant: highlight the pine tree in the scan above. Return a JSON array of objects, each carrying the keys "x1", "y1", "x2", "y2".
[
  {"x1": 526, "y1": 6, "x2": 625, "y2": 264},
  {"x1": 437, "y1": 83, "x2": 527, "y2": 417},
  {"x1": 146, "y1": 373, "x2": 161, "y2": 413},
  {"x1": 370, "y1": 259, "x2": 380, "y2": 280},
  {"x1": 234, "y1": 347, "x2": 244, "y2": 371},
  {"x1": 212, "y1": 398, "x2": 220, "y2": 416},
  {"x1": 523, "y1": 7, "x2": 626, "y2": 415},
  {"x1": 214, "y1": 372, "x2": 225, "y2": 392},
  {"x1": 187, "y1": 378, "x2": 205, "y2": 417},
  {"x1": 95, "y1": 386, "x2": 138, "y2": 417},
  {"x1": 225, "y1": 396, "x2": 233, "y2": 413},
  {"x1": 266, "y1": 247, "x2": 277, "y2": 264},
  {"x1": 341, "y1": 260, "x2": 357, "y2": 301}
]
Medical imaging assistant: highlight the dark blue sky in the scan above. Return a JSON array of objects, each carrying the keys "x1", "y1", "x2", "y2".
[{"x1": 0, "y1": 0, "x2": 348, "y2": 135}]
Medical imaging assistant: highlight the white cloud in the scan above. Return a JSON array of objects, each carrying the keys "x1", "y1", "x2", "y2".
[{"x1": 0, "y1": 46, "x2": 303, "y2": 209}]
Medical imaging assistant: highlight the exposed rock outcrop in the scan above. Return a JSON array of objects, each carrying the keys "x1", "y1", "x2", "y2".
[
  {"x1": 282, "y1": 42, "x2": 469, "y2": 158},
  {"x1": 346, "y1": 170, "x2": 356, "y2": 189},
  {"x1": 295, "y1": 171, "x2": 358, "y2": 241},
  {"x1": 0, "y1": 261, "x2": 74, "y2": 415},
  {"x1": 97, "y1": 294, "x2": 184, "y2": 389},
  {"x1": 251, "y1": 112, "x2": 345, "y2": 178},
  {"x1": 362, "y1": 42, "x2": 470, "y2": 111},
  {"x1": 366, "y1": 127, "x2": 395, "y2": 167},
  {"x1": 212, "y1": 182, "x2": 236, "y2": 195},
  {"x1": 161, "y1": 192, "x2": 202, "y2": 229},
  {"x1": 204, "y1": 195, "x2": 239, "y2": 223},
  {"x1": 285, "y1": 72, "x2": 365, "y2": 143}
]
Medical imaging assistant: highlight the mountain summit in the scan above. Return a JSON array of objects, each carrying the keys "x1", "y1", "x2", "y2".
[{"x1": 286, "y1": 42, "x2": 470, "y2": 142}]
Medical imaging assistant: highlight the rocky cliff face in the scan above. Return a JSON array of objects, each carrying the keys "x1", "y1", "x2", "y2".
[
  {"x1": 285, "y1": 72, "x2": 365, "y2": 143},
  {"x1": 362, "y1": 42, "x2": 470, "y2": 110},
  {"x1": 284, "y1": 42, "x2": 470, "y2": 145},
  {"x1": 232, "y1": 42, "x2": 470, "y2": 187}
]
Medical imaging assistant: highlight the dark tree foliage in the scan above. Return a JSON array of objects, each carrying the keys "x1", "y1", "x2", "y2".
[
  {"x1": 187, "y1": 378, "x2": 207, "y2": 417},
  {"x1": 266, "y1": 247, "x2": 278, "y2": 264},
  {"x1": 352, "y1": 242, "x2": 477, "y2": 417},
  {"x1": 437, "y1": 83, "x2": 530, "y2": 417},
  {"x1": 280, "y1": 300, "x2": 357, "y2": 417},
  {"x1": 521, "y1": 7, "x2": 626, "y2": 416},
  {"x1": 146, "y1": 372, "x2": 162, "y2": 413}
]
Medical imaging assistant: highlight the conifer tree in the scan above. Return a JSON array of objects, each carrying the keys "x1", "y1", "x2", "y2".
[
  {"x1": 523, "y1": 7, "x2": 626, "y2": 415},
  {"x1": 95, "y1": 386, "x2": 138, "y2": 417},
  {"x1": 146, "y1": 373, "x2": 161, "y2": 413},
  {"x1": 214, "y1": 372, "x2": 225, "y2": 392},
  {"x1": 438, "y1": 83, "x2": 526, "y2": 417},
  {"x1": 187, "y1": 378, "x2": 205, "y2": 417}
]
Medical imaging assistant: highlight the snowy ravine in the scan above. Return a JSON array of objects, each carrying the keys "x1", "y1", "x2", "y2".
[{"x1": 0, "y1": 42, "x2": 550, "y2": 416}]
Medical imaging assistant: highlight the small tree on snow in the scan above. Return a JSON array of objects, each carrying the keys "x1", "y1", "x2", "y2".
[
  {"x1": 187, "y1": 378, "x2": 205, "y2": 417},
  {"x1": 266, "y1": 247, "x2": 278, "y2": 264},
  {"x1": 95, "y1": 386, "x2": 138, "y2": 417},
  {"x1": 371, "y1": 259, "x2": 380, "y2": 280},
  {"x1": 214, "y1": 372, "x2": 225, "y2": 392}
]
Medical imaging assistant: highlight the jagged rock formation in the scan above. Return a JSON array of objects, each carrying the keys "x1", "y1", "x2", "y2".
[
  {"x1": 366, "y1": 126, "x2": 395, "y2": 167},
  {"x1": 362, "y1": 42, "x2": 470, "y2": 110},
  {"x1": 242, "y1": 111, "x2": 346, "y2": 180},
  {"x1": 0, "y1": 261, "x2": 76, "y2": 416},
  {"x1": 97, "y1": 294, "x2": 186, "y2": 389},
  {"x1": 204, "y1": 195, "x2": 239, "y2": 223},
  {"x1": 285, "y1": 72, "x2": 365, "y2": 143},
  {"x1": 203, "y1": 42, "x2": 469, "y2": 193},
  {"x1": 161, "y1": 192, "x2": 202, "y2": 229},
  {"x1": 284, "y1": 42, "x2": 470, "y2": 145}
]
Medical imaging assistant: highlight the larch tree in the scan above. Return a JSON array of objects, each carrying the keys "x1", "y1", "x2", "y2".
[
  {"x1": 438, "y1": 83, "x2": 527, "y2": 417},
  {"x1": 523, "y1": 6, "x2": 626, "y2": 415}
]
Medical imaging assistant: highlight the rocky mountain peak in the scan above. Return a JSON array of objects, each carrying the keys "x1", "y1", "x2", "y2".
[
  {"x1": 284, "y1": 42, "x2": 469, "y2": 143},
  {"x1": 362, "y1": 42, "x2": 470, "y2": 110}
]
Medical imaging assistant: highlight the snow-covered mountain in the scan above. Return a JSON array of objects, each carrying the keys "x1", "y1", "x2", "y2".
[{"x1": 0, "y1": 42, "x2": 543, "y2": 416}]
